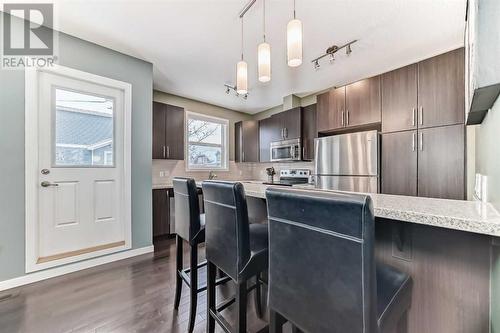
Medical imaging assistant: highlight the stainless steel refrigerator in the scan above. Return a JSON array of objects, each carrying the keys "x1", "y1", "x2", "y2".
[{"x1": 314, "y1": 130, "x2": 379, "y2": 193}]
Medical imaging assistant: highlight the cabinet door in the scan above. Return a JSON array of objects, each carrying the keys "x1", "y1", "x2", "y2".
[
  {"x1": 240, "y1": 120, "x2": 259, "y2": 162},
  {"x1": 346, "y1": 76, "x2": 381, "y2": 127},
  {"x1": 152, "y1": 189, "x2": 169, "y2": 237},
  {"x1": 165, "y1": 104, "x2": 184, "y2": 160},
  {"x1": 330, "y1": 87, "x2": 346, "y2": 130},
  {"x1": 316, "y1": 91, "x2": 332, "y2": 133},
  {"x1": 418, "y1": 48, "x2": 465, "y2": 128},
  {"x1": 152, "y1": 102, "x2": 166, "y2": 159},
  {"x1": 302, "y1": 104, "x2": 317, "y2": 160},
  {"x1": 381, "y1": 64, "x2": 418, "y2": 132},
  {"x1": 381, "y1": 130, "x2": 417, "y2": 196},
  {"x1": 418, "y1": 125, "x2": 465, "y2": 200},
  {"x1": 235, "y1": 121, "x2": 243, "y2": 162},
  {"x1": 282, "y1": 107, "x2": 302, "y2": 140},
  {"x1": 259, "y1": 117, "x2": 274, "y2": 162}
]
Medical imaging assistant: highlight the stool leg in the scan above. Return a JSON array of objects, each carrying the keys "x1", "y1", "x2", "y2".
[
  {"x1": 236, "y1": 282, "x2": 247, "y2": 333},
  {"x1": 174, "y1": 235, "x2": 183, "y2": 310},
  {"x1": 188, "y1": 244, "x2": 198, "y2": 333},
  {"x1": 269, "y1": 309, "x2": 285, "y2": 333},
  {"x1": 254, "y1": 273, "x2": 263, "y2": 318},
  {"x1": 207, "y1": 261, "x2": 217, "y2": 333}
]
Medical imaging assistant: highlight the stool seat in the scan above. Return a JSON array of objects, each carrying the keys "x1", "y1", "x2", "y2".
[{"x1": 377, "y1": 264, "x2": 412, "y2": 331}]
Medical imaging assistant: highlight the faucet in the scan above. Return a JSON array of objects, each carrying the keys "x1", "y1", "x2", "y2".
[{"x1": 208, "y1": 171, "x2": 217, "y2": 180}]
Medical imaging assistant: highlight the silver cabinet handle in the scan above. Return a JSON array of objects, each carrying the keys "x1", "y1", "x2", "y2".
[
  {"x1": 242, "y1": 151, "x2": 245, "y2": 162},
  {"x1": 412, "y1": 132, "x2": 416, "y2": 151},
  {"x1": 419, "y1": 132, "x2": 423, "y2": 151},
  {"x1": 285, "y1": 127, "x2": 288, "y2": 138},
  {"x1": 419, "y1": 107, "x2": 423, "y2": 126},
  {"x1": 162, "y1": 146, "x2": 166, "y2": 158},
  {"x1": 167, "y1": 146, "x2": 170, "y2": 158},
  {"x1": 41, "y1": 181, "x2": 58, "y2": 187},
  {"x1": 302, "y1": 146, "x2": 305, "y2": 158},
  {"x1": 412, "y1": 108, "x2": 416, "y2": 127},
  {"x1": 341, "y1": 110, "x2": 345, "y2": 126},
  {"x1": 346, "y1": 110, "x2": 350, "y2": 126},
  {"x1": 281, "y1": 128, "x2": 284, "y2": 139}
]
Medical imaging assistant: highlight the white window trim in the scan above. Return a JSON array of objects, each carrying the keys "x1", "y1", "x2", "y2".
[{"x1": 185, "y1": 111, "x2": 229, "y2": 171}]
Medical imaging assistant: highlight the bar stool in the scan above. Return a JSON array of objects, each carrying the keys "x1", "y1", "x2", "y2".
[
  {"x1": 265, "y1": 188, "x2": 413, "y2": 333},
  {"x1": 172, "y1": 177, "x2": 230, "y2": 333},
  {"x1": 202, "y1": 180, "x2": 269, "y2": 333}
]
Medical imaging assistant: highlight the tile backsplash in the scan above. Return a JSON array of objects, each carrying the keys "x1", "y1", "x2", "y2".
[{"x1": 152, "y1": 160, "x2": 314, "y2": 185}]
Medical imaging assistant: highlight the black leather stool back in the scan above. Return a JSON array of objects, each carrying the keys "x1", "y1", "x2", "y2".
[
  {"x1": 173, "y1": 177, "x2": 202, "y2": 244},
  {"x1": 202, "y1": 181, "x2": 251, "y2": 283},
  {"x1": 266, "y1": 188, "x2": 377, "y2": 333}
]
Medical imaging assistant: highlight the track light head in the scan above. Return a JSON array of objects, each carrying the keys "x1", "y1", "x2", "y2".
[
  {"x1": 329, "y1": 53, "x2": 335, "y2": 64},
  {"x1": 346, "y1": 44, "x2": 352, "y2": 56},
  {"x1": 314, "y1": 60, "x2": 320, "y2": 70}
]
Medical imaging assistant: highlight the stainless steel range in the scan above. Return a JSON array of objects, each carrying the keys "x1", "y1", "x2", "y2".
[{"x1": 263, "y1": 169, "x2": 311, "y2": 186}]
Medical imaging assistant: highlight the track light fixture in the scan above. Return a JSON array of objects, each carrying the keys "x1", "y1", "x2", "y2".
[
  {"x1": 311, "y1": 40, "x2": 357, "y2": 69},
  {"x1": 224, "y1": 83, "x2": 248, "y2": 100}
]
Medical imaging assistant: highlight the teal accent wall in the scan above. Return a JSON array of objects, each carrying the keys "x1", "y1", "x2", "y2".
[{"x1": 0, "y1": 13, "x2": 153, "y2": 281}]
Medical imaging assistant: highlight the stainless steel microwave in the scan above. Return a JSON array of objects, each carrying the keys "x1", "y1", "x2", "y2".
[{"x1": 270, "y1": 138, "x2": 301, "y2": 162}]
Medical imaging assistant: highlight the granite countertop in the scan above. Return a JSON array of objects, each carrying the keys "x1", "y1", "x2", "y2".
[{"x1": 153, "y1": 181, "x2": 500, "y2": 237}]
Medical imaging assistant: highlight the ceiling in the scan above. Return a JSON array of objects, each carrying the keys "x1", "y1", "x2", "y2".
[{"x1": 38, "y1": 0, "x2": 466, "y2": 114}]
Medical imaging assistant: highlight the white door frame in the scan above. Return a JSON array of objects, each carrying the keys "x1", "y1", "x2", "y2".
[{"x1": 25, "y1": 65, "x2": 132, "y2": 273}]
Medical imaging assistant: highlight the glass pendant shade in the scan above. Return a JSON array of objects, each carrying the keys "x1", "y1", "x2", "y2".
[
  {"x1": 287, "y1": 18, "x2": 303, "y2": 67},
  {"x1": 258, "y1": 42, "x2": 271, "y2": 82},
  {"x1": 236, "y1": 60, "x2": 248, "y2": 94}
]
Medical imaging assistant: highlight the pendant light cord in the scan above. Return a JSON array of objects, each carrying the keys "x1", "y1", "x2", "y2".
[
  {"x1": 241, "y1": 17, "x2": 244, "y2": 60},
  {"x1": 263, "y1": 0, "x2": 266, "y2": 42},
  {"x1": 293, "y1": 0, "x2": 296, "y2": 19}
]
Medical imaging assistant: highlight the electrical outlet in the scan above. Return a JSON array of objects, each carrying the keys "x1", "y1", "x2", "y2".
[{"x1": 159, "y1": 171, "x2": 165, "y2": 177}]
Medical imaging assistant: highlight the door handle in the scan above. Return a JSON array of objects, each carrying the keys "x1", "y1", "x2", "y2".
[
  {"x1": 419, "y1": 107, "x2": 423, "y2": 126},
  {"x1": 163, "y1": 146, "x2": 166, "y2": 158},
  {"x1": 412, "y1": 132, "x2": 416, "y2": 151},
  {"x1": 41, "y1": 181, "x2": 58, "y2": 187},
  {"x1": 281, "y1": 128, "x2": 284, "y2": 139},
  {"x1": 346, "y1": 110, "x2": 350, "y2": 126},
  {"x1": 419, "y1": 132, "x2": 423, "y2": 151},
  {"x1": 341, "y1": 110, "x2": 345, "y2": 126},
  {"x1": 167, "y1": 146, "x2": 170, "y2": 158},
  {"x1": 285, "y1": 127, "x2": 288, "y2": 139},
  {"x1": 302, "y1": 146, "x2": 305, "y2": 158},
  {"x1": 412, "y1": 108, "x2": 416, "y2": 127},
  {"x1": 242, "y1": 151, "x2": 245, "y2": 162}
]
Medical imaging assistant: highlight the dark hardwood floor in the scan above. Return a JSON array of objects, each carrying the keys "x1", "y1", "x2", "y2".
[{"x1": 0, "y1": 238, "x2": 275, "y2": 333}]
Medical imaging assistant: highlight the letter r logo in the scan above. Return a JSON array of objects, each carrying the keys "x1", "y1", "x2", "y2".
[{"x1": 3, "y1": 3, "x2": 54, "y2": 56}]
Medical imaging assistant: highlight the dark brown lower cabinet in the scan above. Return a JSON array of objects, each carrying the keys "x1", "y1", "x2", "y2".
[
  {"x1": 381, "y1": 130, "x2": 418, "y2": 196},
  {"x1": 153, "y1": 189, "x2": 170, "y2": 237},
  {"x1": 381, "y1": 124, "x2": 465, "y2": 200},
  {"x1": 417, "y1": 124, "x2": 465, "y2": 200}
]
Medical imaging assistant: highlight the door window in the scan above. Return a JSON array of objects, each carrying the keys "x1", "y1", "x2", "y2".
[{"x1": 54, "y1": 88, "x2": 114, "y2": 167}]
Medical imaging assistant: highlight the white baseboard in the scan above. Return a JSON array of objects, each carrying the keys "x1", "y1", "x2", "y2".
[{"x1": 0, "y1": 245, "x2": 154, "y2": 292}]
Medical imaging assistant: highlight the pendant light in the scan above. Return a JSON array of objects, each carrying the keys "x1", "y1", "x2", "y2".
[
  {"x1": 258, "y1": 0, "x2": 271, "y2": 82},
  {"x1": 236, "y1": 17, "x2": 248, "y2": 95},
  {"x1": 287, "y1": 0, "x2": 303, "y2": 67}
]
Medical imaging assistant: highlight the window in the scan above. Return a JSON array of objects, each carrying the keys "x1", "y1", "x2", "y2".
[
  {"x1": 186, "y1": 111, "x2": 229, "y2": 171},
  {"x1": 54, "y1": 88, "x2": 114, "y2": 167}
]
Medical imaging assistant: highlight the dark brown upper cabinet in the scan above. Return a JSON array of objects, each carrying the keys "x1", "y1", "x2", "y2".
[
  {"x1": 258, "y1": 116, "x2": 275, "y2": 162},
  {"x1": 417, "y1": 48, "x2": 465, "y2": 128},
  {"x1": 281, "y1": 107, "x2": 302, "y2": 140},
  {"x1": 152, "y1": 102, "x2": 184, "y2": 160},
  {"x1": 235, "y1": 120, "x2": 259, "y2": 163},
  {"x1": 316, "y1": 87, "x2": 345, "y2": 133},
  {"x1": 381, "y1": 64, "x2": 418, "y2": 133},
  {"x1": 381, "y1": 130, "x2": 418, "y2": 196},
  {"x1": 417, "y1": 124, "x2": 465, "y2": 200},
  {"x1": 345, "y1": 76, "x2": 381, "y2": 127},
  {"x1": 301, "y1": 104, "x2": 317, "y2": 160}
]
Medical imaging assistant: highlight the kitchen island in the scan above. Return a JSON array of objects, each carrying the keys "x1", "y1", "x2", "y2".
[{"x1": 155, "y1": 180, "x2": 500, "y2": 332}]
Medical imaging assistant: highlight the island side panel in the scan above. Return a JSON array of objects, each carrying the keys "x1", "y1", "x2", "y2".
[
  {"x1": 492, "y1": 241, "x2": 500, "y2": 333},
  {"x1": 375, "y1": 218, "x2": 491, "y2": 333}
]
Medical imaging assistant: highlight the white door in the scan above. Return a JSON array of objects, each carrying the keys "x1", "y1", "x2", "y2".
[{"x1": 25, "y1": 66, "x2": 131, "y2": 272}]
